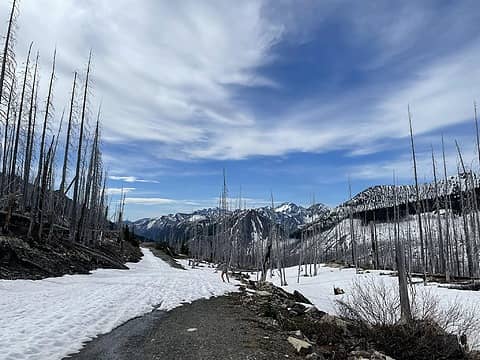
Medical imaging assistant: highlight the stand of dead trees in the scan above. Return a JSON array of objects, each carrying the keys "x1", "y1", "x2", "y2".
[
  {"x1": 297, "y1": 106, "x2": 480, "y2": 288},
  {"x1": 178, "y1": 171, "x2": 289, "y2": 285},
  {"x1": 176, "y1": 101, "x2": 480, "y2": 293},
  {"x1": 0, "y1": 0, "x2": 114, "y2": 246},
  {"x1": 179, "y1": 120, "x2": 480, "y2": 288}
]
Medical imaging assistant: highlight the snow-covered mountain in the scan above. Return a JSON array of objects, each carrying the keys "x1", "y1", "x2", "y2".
[
  {"x1": 129, "y1": 202, "x2": 331, "y2": 241},
  {"x1": 257, "y1": 202, "x2": 330, "y2": 232},
  {"x1": 341, "y1": 173, "x2": 478, "y2": 214},
  {"x1": 128, "y1": 208, "x2": 220, "y2": 241}
]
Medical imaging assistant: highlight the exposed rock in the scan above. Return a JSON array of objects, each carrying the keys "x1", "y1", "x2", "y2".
[
  {"x1": 318, "y1": 314, "x2": 349, "y2": 332},
  {"x1": 306, "y1": 353, "x2": 326, "y2": 360},
  {"x1": 293, "y1": 290, "x2": 313, "y2": 304},
  {"x1": 289, "y1": 330, "x2": 303, "y2": 337},
  {"x1": 256, "y1": 290, "x2": 272, "y2": 297},
  {"x1": 289, "y1": 303, "x2": 307, "y2": 316},
  {"x1": 287, "y1": 336, "x2": 312, "y2": 355},
  {"x1": 334, "y1": 287, "x2": 345, "y2": 295},
  {"x1": 237, "y1": 285, "x2": 247, "y2": 292},
  {"x1": 305, "y1": 306, "x2": 326, "y2": 318},
  {"x1": 349, "y1": 350, "x2": 395, "y2": 360}
]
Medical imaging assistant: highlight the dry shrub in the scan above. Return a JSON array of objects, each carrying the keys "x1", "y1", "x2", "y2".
[
  {"x1": 336, "y1": 277, "x2": 480, "y2": 350},
  {"x1": 372, "y1": 320, "x2": 465, "y2": 360},
  {"x1": 410, "y1": 286, "x2": 480, "y2": 350},
  {"x1": 336, "y1": 277, "x2": 400, "y2": 326}
]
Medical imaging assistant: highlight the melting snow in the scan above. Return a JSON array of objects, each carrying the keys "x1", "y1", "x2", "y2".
[{"x1": 0, "y1": 248, "x2": 237, "y2": 360}]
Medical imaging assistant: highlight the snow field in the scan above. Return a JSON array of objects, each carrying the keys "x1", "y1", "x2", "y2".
[{"x1": 0, "y1": 248, "x2": 238, "y2": 360}]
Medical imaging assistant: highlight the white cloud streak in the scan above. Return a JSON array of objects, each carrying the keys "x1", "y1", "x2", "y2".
[
  {"x1": 109, "y1": 176, "x2": 159, "y2": 184},
  {"x1": 124, "y1": 198, "x2": 176, "y2": 206},
  {"x1": 106, "y1": 187, "x2": 136, "y2": 195}
]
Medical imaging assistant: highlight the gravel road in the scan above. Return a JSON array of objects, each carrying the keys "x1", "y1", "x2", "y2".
[{"x1": 66, "y1": 292, "x2": 303, "y2": 360}]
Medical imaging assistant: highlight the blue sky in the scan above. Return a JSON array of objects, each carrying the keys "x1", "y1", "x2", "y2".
[{"x1": 2, "y1": 0, "x2": 480, "y2": 219}]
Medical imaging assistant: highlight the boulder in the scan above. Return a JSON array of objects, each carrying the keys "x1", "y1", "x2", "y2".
[{"x1": 287, "y1": 336, "x2": 312, "y2": 355}]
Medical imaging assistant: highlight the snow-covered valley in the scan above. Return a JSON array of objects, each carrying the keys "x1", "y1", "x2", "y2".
[
  {"x1": 2, "y1": 247, "x2": 479, "y2": 360},
  {"x1": 0, "y1": 249, "x2": 237, "y2": 360}
]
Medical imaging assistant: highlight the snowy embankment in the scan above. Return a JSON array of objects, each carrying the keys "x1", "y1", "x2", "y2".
[
  {"x1": 266, "y1": 264, "x2": 480, "y2": 345},
  {"x1": 0, "y1": 248, "x2": 237, "y2": 360}
]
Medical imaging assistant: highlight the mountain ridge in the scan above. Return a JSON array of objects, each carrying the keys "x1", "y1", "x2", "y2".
[{"x1": 128, "y1": 201, "x2": 331, "y2": 241}]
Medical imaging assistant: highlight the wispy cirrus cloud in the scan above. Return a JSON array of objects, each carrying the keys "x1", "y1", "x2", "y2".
[
  {"x1": 109, "y1": 176, "x2": 159, "y2": 184},
  {"x1": 124, "y1": 198, "x2": 177, "y2": 206},
  {"x1": 106, "y1": 187, "x2": 136, "y2": 195}
]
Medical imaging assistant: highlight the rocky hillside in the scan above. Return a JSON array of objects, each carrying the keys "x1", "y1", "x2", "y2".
[
  {"x1": 342, "y1": 173, "x2": 478, "y2": 214},
  {"x1": 0, "y1": 235, "x2": 142, "y2": 280}
]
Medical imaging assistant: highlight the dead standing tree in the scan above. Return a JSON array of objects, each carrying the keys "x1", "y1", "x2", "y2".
[
  {"x1": 9, "y1": 42, "x2": 32, "y2": 194},
  {"x1": 431, "y1": 147, "x2": 446, "y2": 275},
  {"x1": 59, "y1": 72, "x2": 77, "y2": 203},
  {"x1": 22, "y1": 51, "x2": 39, "y2": 207},
  {"x1": 0, "y1": 0, "x2": 18, "y2": 196},
  {"x1": 408, "y1": 107, "x2": 427, "y2": 284},
  {"x1": 0, "y1": 0, "x2": 17, "y2": 114},
  {"x1": 393, "y1": 171, "x2": 412, "y2": 323},
  {"x1": 71, "y1": 52, "x2": 91, "y2": 243},
  {"x1": 455, "y1": 140, "x2": 475, "y2": 278}
]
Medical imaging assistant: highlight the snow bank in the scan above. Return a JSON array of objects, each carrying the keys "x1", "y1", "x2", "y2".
[
  {"x1": 266, "y1": 264, "x2": 480, "y2": 345},
  {"x1": 0, "y1": 248, "x2": 237, "y2": 360}
]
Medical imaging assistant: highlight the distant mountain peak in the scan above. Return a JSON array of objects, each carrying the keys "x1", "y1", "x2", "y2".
[{"x1": 274, "y1": 202, "x2": 300, "y2": 213}]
